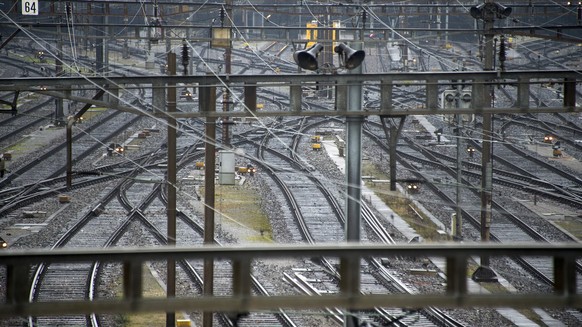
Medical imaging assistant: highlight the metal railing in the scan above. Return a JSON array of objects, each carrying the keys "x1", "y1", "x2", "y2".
[{"x1": 1, "y1": 242, "x2": 581, "y2": 318}]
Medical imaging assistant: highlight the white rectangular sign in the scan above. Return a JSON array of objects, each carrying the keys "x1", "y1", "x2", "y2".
[{"x1": 22, "y1": 0, "x2": 39, "y2": 16}]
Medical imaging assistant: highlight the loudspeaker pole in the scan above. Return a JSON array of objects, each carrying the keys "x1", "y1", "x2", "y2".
[
  {"x1": 342, "y1": 41, "x2": 363, "y2": 327},
  {"x1": 342, "y1": 10, "x2": 365, "y2": 326}
]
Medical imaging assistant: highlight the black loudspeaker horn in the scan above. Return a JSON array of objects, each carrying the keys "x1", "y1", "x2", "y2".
[
  {"x1": 293, "y1": 43, "x2": 323, "y2": 71},
  {"x1": 334, "y1": 43, "x2": 365, "y2": 70}
]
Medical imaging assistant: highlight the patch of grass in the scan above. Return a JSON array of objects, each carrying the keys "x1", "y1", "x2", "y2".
[
  {"x1": 212, "y1": 184, "x2": 273, "y2": 242},
  {"x1": 362, "y1": 162, "x2": 449, "y2": 242},
  {"x1": 554, "y1": 218, "x2": 582, "y2": 240},
  {"x1": 119, "y1": 264, "x2": 167, "y2": 326},
  {"x1": 81, "y1": 108, "x2": 107, "y2": 121},
  {"x1": 5, "y1": 140, "x2": 29, "y2": 153}
]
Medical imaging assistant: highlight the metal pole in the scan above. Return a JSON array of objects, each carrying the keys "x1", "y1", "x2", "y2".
[
  {"x1": 166, "y1": 52, "x2": 177, "y2": 327},
  {"x1": 445, "y1": 4, "x2": 449, "y2": 46},
  {"x1": 66, "y1": 117, "x2": 73, "y2": 188},
  {"x1": 473, "y1": 0, "x2": 497, "y2": 282},
  {"x1": 202, "y1": 82, "x2": 217, "y2": 327},
  {"x1": 389, "y1": 123, "x2": 397, "y2": 191},
  {"x1": 95, "y1": 4, "x2": 104, "y2": 74},
  {"x1": 481, "y1": 0, "x2": 493, "y2": 269},
  {"x1": 222, "y1": 0, "x2": 232, "y2": 147},
  {"x1": 55, "y1": 15, "x2": 64, "y2": 125},
  {"x1": 455, "y1": 83, "x2": 463, "y2": 241},
  {"x1": 342, "y1": 41, "x2": 363, "y2": 327}
]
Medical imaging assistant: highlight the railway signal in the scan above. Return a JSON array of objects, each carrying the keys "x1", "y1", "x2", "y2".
[
  {"x1": 441, "y1": 89, "x2": 472, "y2": 108},
  {"x1": 544, "y1": 134, "x2": 555, "y2": 143},
  {"x1": 406, "y1": 183, "x2": 420, "y2": 193},
  {"x1": 467, "y1": 146, "x2": 476, "y2": 157},
  {"x1": 459, "y1": 90, "x2": 472, "y2": 107},
  {"x1": 434, "y1": 128, "x2": 443, "y2": 143},
  {"x1": 402, "y1": 179, "x2": 422, "y2": 194},
  {"x1": 442, "y1": 90, "x2": 456, "y2": 109}
]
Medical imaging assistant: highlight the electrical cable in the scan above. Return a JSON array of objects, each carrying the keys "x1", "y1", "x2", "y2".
[{"x1": 1, "y1": 2, "x2": 581, "y2": 243}]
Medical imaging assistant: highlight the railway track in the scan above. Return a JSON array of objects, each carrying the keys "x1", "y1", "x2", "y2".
[
  {"x1": 364, "y1": 121, "x2": 582, "y2": 294},
  {"x1": 239, "y1": 115, "x2": 465, "y2": 326},
  {"x1": 25, "y1": 130, "x2": 303, "y2": 327},
  {"x1": 2, "y1": 17, "x2": 582, "y2": 327},
  {"x1": 29, "y1": 150, "x2": 159, "y2": 326}
]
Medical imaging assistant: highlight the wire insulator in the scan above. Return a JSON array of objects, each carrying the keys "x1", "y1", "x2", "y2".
[
  {"x1": 220, "y1": 7, "x2": 225, "y2": 26},
  {"x1": 181, "y1": 42, "x2": 189, "y2": 75},
  {"x1": 498, "y1": 35, "x2": 507, "y2": 69}
]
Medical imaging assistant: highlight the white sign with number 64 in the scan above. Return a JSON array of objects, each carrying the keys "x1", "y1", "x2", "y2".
[{"x1": 22, "y1": 0, "x2": 39, "y2": 16}]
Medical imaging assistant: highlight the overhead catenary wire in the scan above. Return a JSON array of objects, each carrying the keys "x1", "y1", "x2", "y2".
[
  {"x1": 0, "y1": 6, "x2": 345, "y2": 224},
  {"x1": 1, "y1": 2, "x2": 581, "y2": 234}
]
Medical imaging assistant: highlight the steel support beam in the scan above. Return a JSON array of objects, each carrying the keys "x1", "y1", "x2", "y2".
[
  {"x1": 200, "y1": 81, "x2": 217, "y2": 327},
  {"x1": 0, "y1": 71, "x2": 578, "y2": 119},
  {"x1": 0, "y1": 29, "x2": 20, "y2": 51},
  {"x1": 166, "y1": 52, "x2": 177, "y2": 327}
]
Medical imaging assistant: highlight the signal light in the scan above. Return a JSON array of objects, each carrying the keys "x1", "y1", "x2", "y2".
[
  {"x1": 406, "y1": 183, "x2": 420, "y2": 193},
  {"x1": 544, "y1": 135, "x2": 555, "y2": 143},
  {"x1": 459, "y1": 90, "x2": 472, "y2": 107},
  {"x1": 467, "y1": 146, "x2": 475, "y2": 157},
  {"x1": 442, "y1": 90, "x2": 456, "y2": 109}
]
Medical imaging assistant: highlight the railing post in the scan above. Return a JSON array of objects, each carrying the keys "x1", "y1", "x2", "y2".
[
  {"x1": 244, "y1": 83, "x2": 257, "y2": 113},
  {"x1": 6, "y1": 263, "x2": 29, "y2": 312},
  {"x1": 563, "y1": 77, "x2": 577, "y2": 108},
  {"x1": 123, "y1": 260, "x2": 143, "y2": 307},
  {"x1": 380, "y1": 79, "x2": 393, "y2": 112},
  {"x1": 446, "y1": 255, "x2": 467, "y2": 298},
  {"x1": 336, "y1": 83, "x2": 347, "y2": 112},
  {"x1": 517, "y1": 77, "x2": 530, "y2": 109},
  {"x1": 554, "y1": 256, "x2": 576, "y2": 298},
  {"x1": 229, "y1": 258, "x2": 251, "y2": 324},
  {"x1": 290, "y1": 83, "x2": 302, "y2": 113},
  {"x1": 426, "y1": 78, "x2": 438, "y2": 110}
]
